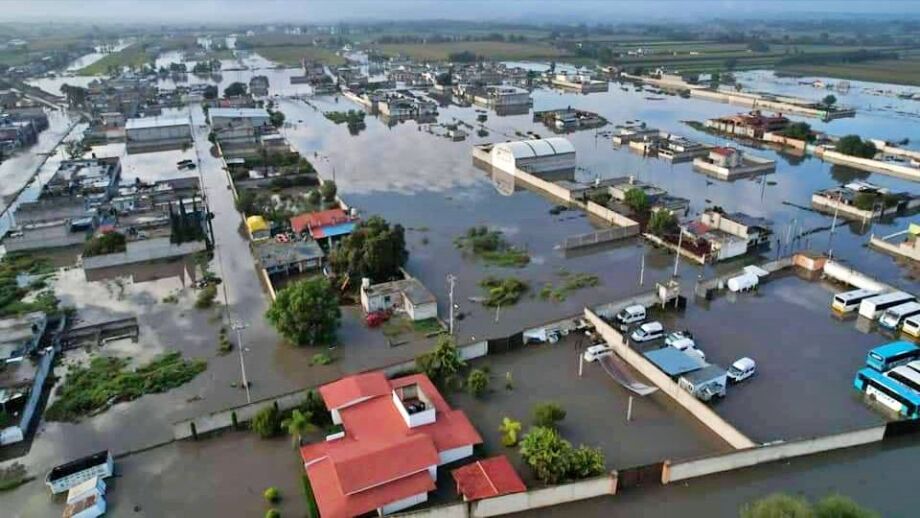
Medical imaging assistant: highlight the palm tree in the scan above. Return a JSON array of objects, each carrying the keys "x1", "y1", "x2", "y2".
[
  {"x1": 282, "y1": 409, "x2": 315, "y2": 448},
  {"x1": 498, "y1": 417, "x2": 522, "y2": 447}
]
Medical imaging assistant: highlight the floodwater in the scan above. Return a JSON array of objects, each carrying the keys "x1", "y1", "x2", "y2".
[
  {"x1": 63, "y1": 40, "x2": 132, "y2": 72},
  {"x1": 452, "y1": 335, "x2": 730, "y2": 482},
  {"x1": 272, "y1": 68, "x2": 920, "y2": 349},
  {"x1": 652, "y1": 274, "x2": 890, "y2": 442}
]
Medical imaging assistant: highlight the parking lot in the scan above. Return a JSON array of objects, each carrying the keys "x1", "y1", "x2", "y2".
[
  {"x1": 449, "y1": 335, "x2": 731, "y2": 485},
  {"x1": 642, "y1": 273, "x2": 891, "y2": 443}
]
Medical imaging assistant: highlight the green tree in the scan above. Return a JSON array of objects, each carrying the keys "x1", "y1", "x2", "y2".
[
  {"x1": 263, "y1": 486, "x2": 280, "y2": 503},
  {"x1": 519, "y1": 426, "x2": 573, "y2": 484},
  {"x1": 269, "y1": 110, "x2": 285, "y2": 128},
  {"x1": 224, "y1": 81, "x2": 247, "y2": 97},
  {"x1": 814, "y1": 495, "x2": 879, "y2": 518},
  {"x1": 416, "y1": 334, "x2": 466, "y2": 387},
  {"x1": 83, "y1": 232, "x2": 127, "y2": 257},
  {"x1": 203, "y1": 84, "x2": 218, "y2": 100},
  {"x1": 320, "y1": 180, "x2": 337, "y2": 202},
  {"x1": 467, "y1": 368, "x2": 489, "y2": 397},
  {"x1": 624, "y1": 188, "x2": 650, "y2": 214},
  {"x1": 533, "y1": 402, "x2": 567, "y2": 429},
  {"x1": 836, "y1": 135, "x2": 877, "y2": 158},
  {"x1": 498, "y1": 417, "x2": 522, "y2": 447},
  {"x1": 306, "y1": 189, "x2": 322, "y2": 206},
  {"x1": 740, "y1": 494, "x2": 813, "y2": 518},
  {"x1": 265, "y1": 509, "x2": 280, "y2": 518},
  {"x1": 252, "y1": 405, "x2": 282, "y2": 438},
  {"x1": 648, "y1": 210, "x2": 678, "y2": 237},
  {"x1": 266, "y1": 277, "x2": 341, "y2": 346},
  {"x1": 281, "y1": 409, "x2": 315, "y2": 447},
  {"x1": 782, "y1": 122, "x2": 815, "y2": 142},
  {"x1": 822, "y1": 94, "x2": 837, "y2": 108},
  {"x1": 329, "y1": 216, "x2": 408, "y2": 283}
]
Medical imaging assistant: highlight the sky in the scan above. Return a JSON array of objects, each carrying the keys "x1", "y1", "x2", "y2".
[{"x1": 0, "y1": 0, "x2": 917, "y2": 25}]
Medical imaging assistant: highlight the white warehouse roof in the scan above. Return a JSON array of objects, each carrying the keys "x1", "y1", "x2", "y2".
[
  {"x1": 125, "y1": 117, "x2": 189, "y2": 130},
  {"x1": 209, "y1": 108, "x2": 270, "y2": 119},
  {"x1": 495, "y1": 137, "x2": 575, "y2": 159}
]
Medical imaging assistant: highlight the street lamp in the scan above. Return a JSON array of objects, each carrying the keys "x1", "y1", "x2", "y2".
[{"x1": 231, "y1": 319, "x2": 251, "y2": 403}]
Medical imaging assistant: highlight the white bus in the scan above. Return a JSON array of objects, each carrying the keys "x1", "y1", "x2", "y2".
[
  {"x1": 879, "y1": 301, "x2": 920, "y2": 331},
  {"x1": 832, "y1": 288, "x2": 879, "y2": 313},
  {"x1": 886, "y1": 364, "x2": 920, "y2": 394},
  {"x1": 903, "y1": 315, "x2": 920, "y2": 338},
  {"x1": 858, "y1": 291, "x2": 915, "y2": 320}
]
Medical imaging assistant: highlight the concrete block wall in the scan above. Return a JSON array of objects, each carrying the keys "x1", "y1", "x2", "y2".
[
  {"x1": 513, "y1": 169, "x2": 574, "y2": 203},
  {"x1": 584, "y1": 308, "x2": 756, "y2": 450},
  {"x1": 821, "y1": 149, "x2": 920, "y2": 181},
  {"x1": 471, "y1": 475, "x2": 616, "y2": 517},
  {"x1": 664, "y1": 425, "x2": 886, "y2": 483},
  {"x1": 585, "y1": 201, "x2": 641, "y2": 230}
]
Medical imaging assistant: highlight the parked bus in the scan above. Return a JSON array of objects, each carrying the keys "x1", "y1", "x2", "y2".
[
  {"x1": 902, "y1": 315, "x2": 920, "y2": 338},
  {"x1": 866, "y1": 341, "x2": 920, "y2": 372},
  {"x1": 887, "y1": 365, "x2": 920, "y2": 394},
  {"x1": 858, "y1": 291, "x2": 915, "y2": 320},
  {"x1": 879, "y1": 302, "x2": 920, "y2": 331},
  {"x1": 831, "y1": 288, "x2": 879, "y2": 314},
  {"x1": 853, "y1": 368, "x2": 920, "y2": 418}
]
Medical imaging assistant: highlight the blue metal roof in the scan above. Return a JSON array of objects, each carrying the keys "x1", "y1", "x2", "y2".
[{"x1": 644, "y1": 347, "x2": 707, "y2": 377}]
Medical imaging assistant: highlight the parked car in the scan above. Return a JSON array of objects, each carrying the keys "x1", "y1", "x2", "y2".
[
  {"x1": 616, "y1": 304, "x2": 646, "y2": 325},
  {"x1": 366, "y1": 310, "x2": 389, "y2": 328},
  {"x1": 665, "y1": 330, "x2": 694, "y2": 348},
  {"x1": 727, "y1": 357, "x2": 756, "y2": 383},
  {"x1": 630, "y1": 321, "x2": 664, "y2": 343},
  {"x1": 583, "y1": 344, "x2": 612, "y2": 363}
]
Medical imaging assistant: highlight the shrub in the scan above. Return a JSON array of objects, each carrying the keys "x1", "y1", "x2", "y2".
[
  {"x1": 518, "y1": 426, "x2": 605, "y2": 484},
  {"x1": 265, "y1": 277, "x2": 340, "y2": 346},
  {"x1": 836, "y1": 135, "x2": 877, "y2": 158},
  {"x1": 311, "y1": 352, "x2": 334, "y2": 365},
  {"x1": 195, "y1": 284, "x2": 218, "y2": 309},
  {"x1": 252, "y1": 405, "x2": 283, "y2": 438},
  {"x1": 498, "y1": 417, "x2": 522, "y2": 447},
  {"x1": 320, "y1": 180, "x2": 337, "y2": 202},
  {"x1": 83, "y1": 232, "x2": 126, "y2": 257},
  {"x1": 467, "y1": 368, "x2": 489, "y2": 397},
  {"x1": 263, "y1": 486, "x2": 280, "y2": 503},
  {"x1": 741, "y1": 494, "x2": 813, "y2": 518},
  {"x1": 416, "y1": 335, "x2": 466, "y2": 388},
  {"x1": 265, "y1": 509, "x2": 280, "y2": 518},
  {"x1": 479, "y1": 277, "x2": 528, "y2": 307},
  {"x1": 533, "y1": 402, "x2": 566, "y2": 429}
]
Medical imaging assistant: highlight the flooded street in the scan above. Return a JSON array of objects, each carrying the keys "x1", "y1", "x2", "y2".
[{"x1": 1, "y1": 51, "x2": 919, "y2": 516}]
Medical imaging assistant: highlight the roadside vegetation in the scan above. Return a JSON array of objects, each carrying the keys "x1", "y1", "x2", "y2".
[
  {"x1": 835, "y1": 135, "x2": 878, "y2": 158},
  {"x1": 0, "y1": 463, "x2": 30, "y2": 492},
  {"x1": 455, "y1": 226, "x2": 530, "y2": 267},
  {"x1": 0, "y1": 253, "x2": 59, "y2": 317},
  {"x1": 517, "y1": 404, "x2": 606, "y2": 485},
  {"x1": 45, "y1": 352, "x2": 207, "y2": 422}
]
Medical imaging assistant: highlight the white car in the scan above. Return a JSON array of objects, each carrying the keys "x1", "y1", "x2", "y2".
[
  {"x1": 583, "y1": 344, "x2": 613, "y2": 363},
  {"x1": 630, "y1": 321, "x2": 664, "y2": 343},
  {"x1": 665, "y1": 331, "x2": 694, "y2": 348},
  {"x1": 728, "y1": 357, "x2": 756, "y2": 383},
  {"x1": 616, "y1": 304, "x2": 646, "y2": 325}
]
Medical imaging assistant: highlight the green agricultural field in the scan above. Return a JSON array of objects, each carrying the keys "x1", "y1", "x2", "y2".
[
  {"x1": 253, "y1": 46, "x2": 345, "y2": 66},
  {"x1": 77, "y1": 43, "x2": 155, "y2": 76},
  {"x1": 779, "y1": 56, "x2": 920, "y2": 87},
  {"x1": 373, "y1": 41, "x2": 568, "y2": 61}
]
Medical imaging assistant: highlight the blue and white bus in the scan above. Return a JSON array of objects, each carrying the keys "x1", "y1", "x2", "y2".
[
  {"x1": 865, "y1": 341, "x2": 920, "y2": 372},
  {"x1": 853, "y1": 368, "x2": 920, "y2": 418}
]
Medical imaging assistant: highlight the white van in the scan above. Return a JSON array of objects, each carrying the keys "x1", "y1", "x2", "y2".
[
  {"x1": 727, "y1": 357, "x2": 756, "y2": 383},
  {"x1": 582, "y1": 344, "x2": 612, "y2": 363},
  {"x1": 903, "y1": 315, "x2": 920, "y2": 338},
  {"x1": 616, "y1": 304, "x2": 646, "y2": 325},
  {"x1": 879, "y1": 301, "x2": 920, "y2": 331},
  {"x1": 631, "y1": 321, "x2": 664, "y2": 343}
]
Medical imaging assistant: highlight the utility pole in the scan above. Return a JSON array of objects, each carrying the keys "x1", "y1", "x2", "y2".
[
  {"x1": 627, "y1": 396, "x2": 634, "y2": 422},
  {"x1": 828, "y1": 194, "x2": 841, "y2": 258},
  {"x1": 447, "y1": 274, "x2": 456, "y2": 335},
  {"x1": 673, "y1": 229, "x2": 684, "y2": 277},
  {"x1": 231, "y1": 320, "x2": 251, "y2": 404},
  {"x1": 639, "y1": 253, "x2": 646, "y2": 286}
]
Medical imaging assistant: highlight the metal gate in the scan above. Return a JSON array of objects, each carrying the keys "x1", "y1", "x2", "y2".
[
  {"x1": 617, "y1": 462, "x2": 664, "y2": 490},
  {"x1": 487, "y1": 331, "x2": 523, "y2": 354}
]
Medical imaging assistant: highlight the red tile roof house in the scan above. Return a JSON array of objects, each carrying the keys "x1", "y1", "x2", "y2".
[
  {"x1": 289, "y1": 208, "x2": 358, "y2": 241},
  {"x1": 300, "y1": 372, "x2": 483, "y2": 517},
  {"x1": 451, "y1": 455, "x2": 526, "y2": 502}
]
